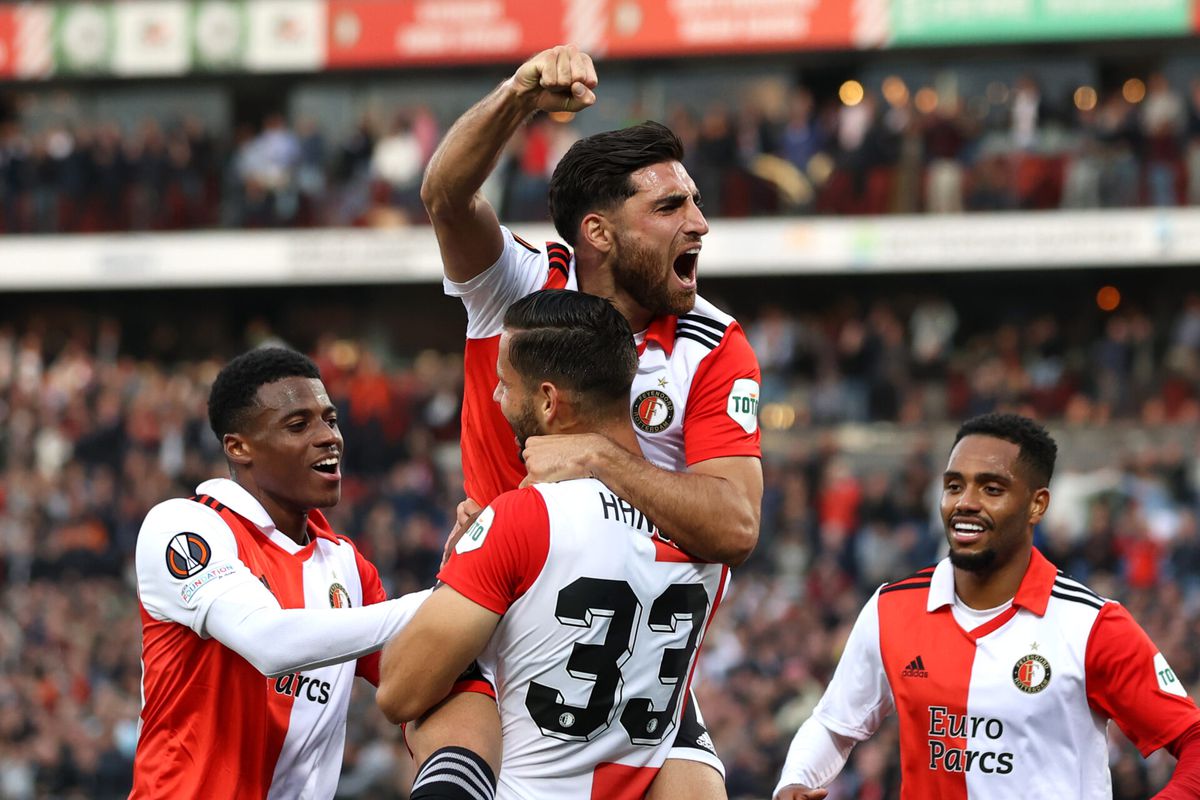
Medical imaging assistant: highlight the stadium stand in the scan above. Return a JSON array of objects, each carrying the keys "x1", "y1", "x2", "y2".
[
  {"x1": 2, "y1": 2, "x2": 1199, "y2": 797},
  {"x1": 0, "y1": 278, "x2": 1196, "y2": 798}
]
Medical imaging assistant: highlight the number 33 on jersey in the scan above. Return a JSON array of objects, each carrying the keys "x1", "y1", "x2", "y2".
[{"x1": 439, "y1": 478, "x2": 730, "y2": 799}]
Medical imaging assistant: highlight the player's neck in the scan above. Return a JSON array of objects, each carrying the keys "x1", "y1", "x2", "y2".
[
  {"x1": 237, "y1": 479, "x2": 311, "y2": 545},
  {"x1": 602, "y1": 420, "x2": 643, "y2": 459},
  {"x1": 953, "y1": 547, "x2": 1032, "y2": 610},
  {"x1": 576, "y1": 260, "x2": 654, "y2": 333}
]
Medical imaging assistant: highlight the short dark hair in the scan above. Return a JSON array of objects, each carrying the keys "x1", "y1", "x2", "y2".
[
  {"x1": 208, "y1": 347, "x2": 320, "y2": 439},
  {"x1": 548, "y1": 121, "x2": 685, "y2": 246},
  {"x1": 953, "y1": 413, "x2": 1058, "y2": 488},
  {"x1": 503, "y1": 289, "x2": 637, "y2": 415}
]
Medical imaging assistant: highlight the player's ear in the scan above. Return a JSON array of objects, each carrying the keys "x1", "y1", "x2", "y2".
[
  {"x1": 224, "y1": 432, "x2": 252, "y2": 467},
  {"x1": 1028, "y1": 487, "x2": 1050, "y2": 526},
  {"x1": 537, "y1": 381, "x2": 558, "y2": 424},
  {"x1": 580, "y1": 212, "x2": 612, "y2": 254}
]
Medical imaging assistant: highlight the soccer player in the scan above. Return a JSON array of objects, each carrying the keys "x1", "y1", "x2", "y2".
[
  {"x1": 411, "y1": 43, "x2": 762, "y2": 799},
  {"x1": 377, "y1": 290, "x2": 730, "y2": 799},
  {"x1": 131, "y1": 347, "x2": 429, "y2": 799},
  {"x1": 774, "y1": 413, "x2": 1200, "y2": 799}
]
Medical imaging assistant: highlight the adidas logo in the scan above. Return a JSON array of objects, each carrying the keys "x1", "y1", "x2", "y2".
[{"x1": 902, "y1": 655, "x2": 929, "y2": 679}]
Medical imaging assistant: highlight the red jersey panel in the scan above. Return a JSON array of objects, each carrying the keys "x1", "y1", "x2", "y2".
[
  {"x1": 438, "y1": 479, "x2": 728, "y2": 799},
  {"x1": 444, "y1": 227, "x2": 761, "y2": 506},
  {"x1": 133, "y1": 479, "x2": 385, "y2": 800}
]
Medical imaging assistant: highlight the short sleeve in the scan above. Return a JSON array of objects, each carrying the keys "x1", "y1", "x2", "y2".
[
  {"x1": 1086, "y1": 602, "x2": 1200, "y2": 756},
  {"x1": 812, "y1": 590, "x2": 895, "y2": 741},
  {"x1": 437, "y1": 487, "x2": 551, "y2": 615},
  {"x1": 135, "y1": 498, "x2": 263, "y2": 636},
  {"x1": 683, "y1": 321, "x2": 762, "y2": 465},
  {"x1": 442, "y1": 226, "x2": 550, "y2": 339},
  {"x1": 352, "y1": 543, "x2": 389, "y2": 684}
]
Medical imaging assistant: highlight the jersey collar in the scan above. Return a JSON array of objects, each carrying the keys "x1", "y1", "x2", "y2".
[
  {"x1": 637, "y1": 314, "x2": 677, "y2": 357},
  {"x1": 927, "y1": 547, "x2": 1057, "y2": 617},
  {"x1": 195, "y1": 477, "x2": 339, "y2": 554},
  {"x1": 197, "y1": 478, "x2": 275, "y2": 530}
]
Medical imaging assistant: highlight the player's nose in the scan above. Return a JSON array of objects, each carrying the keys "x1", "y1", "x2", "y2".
[{"x1": 686, "y1": 200, "x2": 709, "y2": 237}]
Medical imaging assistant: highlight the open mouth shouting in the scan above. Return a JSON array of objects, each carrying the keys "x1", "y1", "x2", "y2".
[{"x1": 672, "y1": 246, "x2": 700, "y2": 289}]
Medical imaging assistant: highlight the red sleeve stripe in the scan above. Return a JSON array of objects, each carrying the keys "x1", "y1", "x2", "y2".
[{"x1": 190, "y1": 494, "x2": 228, "y2": 513}]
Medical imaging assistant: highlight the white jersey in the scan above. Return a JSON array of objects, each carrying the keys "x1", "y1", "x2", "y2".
[
  {"x1": 781, "y1": 549, "x2": 1200, "y2": 799},
  {"x1": 132, "y1": 479, "x2": 391, "y2": 800},
  {"x1": 438, "y1": 479, "x2": 730, "y2": 799},
  {"x1": 445, "y1": 225, "x2": 761, "y2": 505}
]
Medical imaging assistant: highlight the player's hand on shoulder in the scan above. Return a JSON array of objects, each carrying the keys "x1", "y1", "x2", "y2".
[
  {"x1": 775, "y1": 786, "x2": 828, "y2": 800},
  {"x1": 441, "y1": 498, "x2": 484, "y2": 568},
  {"x1": 510, "y1": 44, "x2": 598, "y2": 114},
  {"x1": 519, "y1": 432, "x2": 608, "y2": 487}
]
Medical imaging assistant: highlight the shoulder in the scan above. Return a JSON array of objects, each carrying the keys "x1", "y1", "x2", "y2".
[
  {"x1": 678, "y1": 296, "x2": 759, "y2": 377},
  {"x1": 137, "y1": 497, "x2": 230, "y2": 548},
  {"x1": 1049, "y1": 570, "x2": 1112, "y2": 613},
  {"x1": 134, "y1": 496, "x2": 239, "y2": 594},
  {"x1": 492, "y1": 485, "x2": 551, "y2": 519},
  {"x1": 676, "y1": 295, "x2": 737, "y2": 353},
  {"x1": 877, "y1": 565, "x2": 937, "y2": 604},
  {"x1": 456, "y1": 486, "x2": 550, "y2": 556}
]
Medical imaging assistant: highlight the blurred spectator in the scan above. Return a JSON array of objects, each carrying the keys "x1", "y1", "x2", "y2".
[
  {"x1": 1141, "y1": 72, "x2": 1186, "y2": 206},
  {"x1": 0, "y1": 280, "x2": 1197, "y2": 798},
  {"x1": 9, "y1": 69, "x2": 1200, "y2": 233}
]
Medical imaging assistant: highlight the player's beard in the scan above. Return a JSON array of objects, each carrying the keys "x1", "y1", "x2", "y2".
[
  {"x1": 612, "y1": 231, "x2": 696, "y2": 318},
  {"x1": 507, "y1": 398, "x2": 542, "y2": 456},
  {"x1": 948, "y1": 546, "x2": 999, "y2": 574}
]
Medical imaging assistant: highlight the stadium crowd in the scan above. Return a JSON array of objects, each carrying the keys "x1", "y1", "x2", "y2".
[
  {"x1": 0, "y1": 282, "x2": 1196, "y2": 799},
  {"x1": 6, "y1": 70, "x2": 1200, "y2": 234}
]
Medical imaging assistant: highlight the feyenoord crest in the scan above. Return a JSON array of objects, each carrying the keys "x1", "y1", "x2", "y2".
[
  {"x1": 165, "y1": 532, "x2": 211, "y2": 579},
  {"x1": 632, "y1": 389, "x2": 674, "y2": 434},
  {"x1": 329, "y1": 582, "x2": 352, "y2": 608},
  {"x1": 1012, "y1": 654, "x2": 1051, "y2": 694}
]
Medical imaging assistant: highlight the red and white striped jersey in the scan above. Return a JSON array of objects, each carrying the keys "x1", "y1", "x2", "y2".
[
  {"x1": 438, "y1": 479, "x2": 730, "y2": 800},
  {"x1": 445, "y1": 226, "x2": 762, "y2": 506},
  {"x1": 809, "y1": 548, "x2": 1200, "y2": 799},
  {"x1": 132, "y1": 478, "x2": 387, "y2": 800}
]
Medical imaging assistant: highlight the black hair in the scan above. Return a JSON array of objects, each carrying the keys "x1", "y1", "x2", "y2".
[
  {"x1": 953, "y1": 413, "x2": 1058, "y2": 488},
  {"x1": 208, "y1": 346, "x2": 320, "y2": 440},
  {"x1": 502, "y1": 289, "x2": 637, "y2": 414},
  {"x1": 547, "y1": 121, "x2": 685, "y2": 247}
]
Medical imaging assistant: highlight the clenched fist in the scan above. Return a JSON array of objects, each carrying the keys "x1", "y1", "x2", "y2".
[{"x1": 509, "y1": 44, "x2": 598, "y2": 113}]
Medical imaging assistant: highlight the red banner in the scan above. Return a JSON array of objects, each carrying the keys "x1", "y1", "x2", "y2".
[
  {"x1": 326, "y1": 0, "x2": 563, "y2": 69},
  {"x1": 604, "y1": 0, "x2": 856, "y2": 58},
  {"x1": 0, "y1": 6, "x2": 14, "y2": 78}
]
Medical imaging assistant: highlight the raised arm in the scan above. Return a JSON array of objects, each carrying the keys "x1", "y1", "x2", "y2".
[{"x1": 423, "y1": 45, "x2": 597, "y2": 283}]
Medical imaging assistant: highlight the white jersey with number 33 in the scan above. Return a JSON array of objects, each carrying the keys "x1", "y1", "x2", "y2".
[{"x1": 438, "y1": 478, "x2": 730, "y2": 800}]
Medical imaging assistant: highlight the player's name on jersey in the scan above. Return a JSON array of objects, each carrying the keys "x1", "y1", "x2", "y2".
[
  {"x1": 597, "y1": 490, "x2": 656, "y2": 535},
  {"x1": 927, "y1": 706, "x2": 1014, "y2": 775}
]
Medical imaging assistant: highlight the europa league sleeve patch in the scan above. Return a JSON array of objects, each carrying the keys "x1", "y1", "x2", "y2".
[{"x1": 165, "y1": 532, "x2": 212, "y2": 579}]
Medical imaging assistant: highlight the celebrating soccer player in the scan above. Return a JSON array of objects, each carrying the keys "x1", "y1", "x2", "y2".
[
  {"x1": 774, "y1": 413, "x2": 1200, "y2": 799},
  {"x1": 407, "y1": 44, "x2": 764, "y2": 799},
  {"x1": 131, "y1": 347, "x2": 429, "y2": 799},
  {"x1": 378, "y1": 290, "x2": 730, "y2": 799}
]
